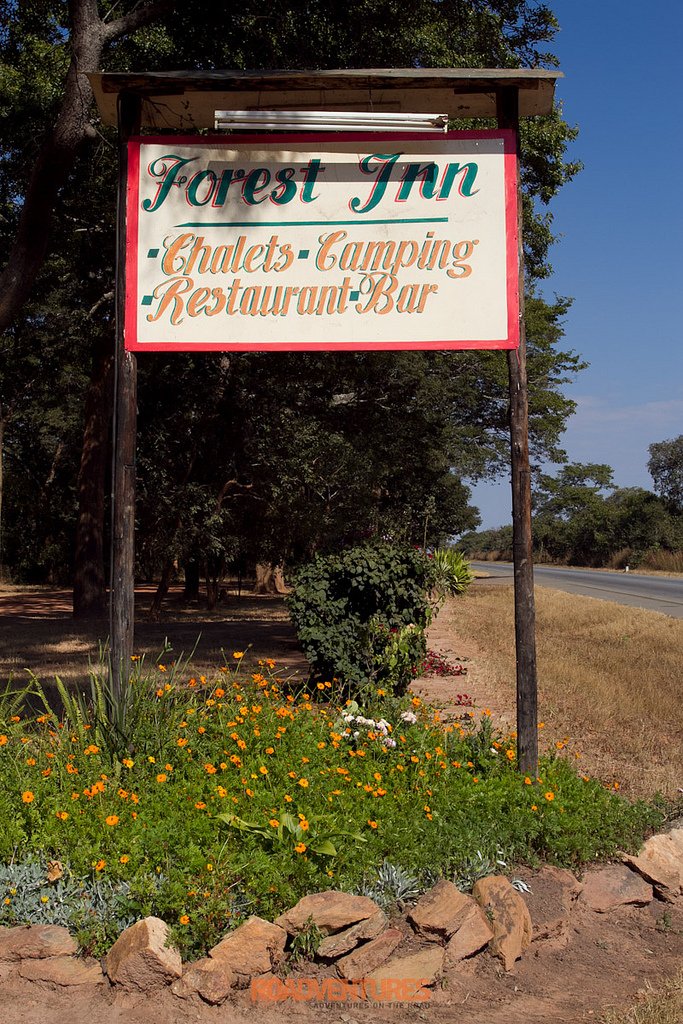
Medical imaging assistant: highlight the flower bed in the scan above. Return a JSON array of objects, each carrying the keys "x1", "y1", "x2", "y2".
[{"x1": 0, "y1": 656, "x2": 661, "y2": 958}]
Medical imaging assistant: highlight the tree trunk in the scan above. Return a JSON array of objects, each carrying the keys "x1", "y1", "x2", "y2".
[
  {"x1": 0, "y1": 0, "x2": 175, "y2": 335},
  {"x1": 183, "y1": 559, "x2": 200, "y2": 601},
  {"x1": 73, "y1": 345, "x2": 113, "y2": 618},
  {"x1": 148, "y1": 560, "x2": 175, "y2": 621},
  {"x1": 0, "y1": 415, "x2": 5, "y2": 577},
  {"x1": 254, "y1": 563, "x2": 288, "y2": 594}
]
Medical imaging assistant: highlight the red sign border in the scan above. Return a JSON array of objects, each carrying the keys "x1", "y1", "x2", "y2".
[{"x1": 125, "y1": 130, "x2": 519, "y2": 352}]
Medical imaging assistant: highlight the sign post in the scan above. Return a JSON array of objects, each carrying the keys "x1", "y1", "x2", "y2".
[
  {"x1": 96, "y1": 69, "x2": 558, "y2": 773},
  {"x1": 111, "y1": 91, "x2": 141, "y2": 701},
  {"x1": 497, "y1": 87, "x2": 538, "y2": 775}
]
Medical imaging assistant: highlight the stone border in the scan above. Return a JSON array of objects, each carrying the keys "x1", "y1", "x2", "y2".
[{"x1": 0, "y1": 826, "x2": 680, "y2": 1006}]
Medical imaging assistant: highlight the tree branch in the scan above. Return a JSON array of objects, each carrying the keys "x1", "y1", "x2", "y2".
[{"x1": 103, "y1": 0, "x2": 178, "y2": 42}]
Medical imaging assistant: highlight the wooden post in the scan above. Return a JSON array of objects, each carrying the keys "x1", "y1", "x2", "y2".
[
  {"x1": 111, "y1": 92, "x2": 141, "y2": 700},
  {"x1": 497, "y1": 87, "x2": 539, "y2": 775}
]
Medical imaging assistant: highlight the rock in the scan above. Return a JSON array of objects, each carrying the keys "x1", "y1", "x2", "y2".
[
  {"x1": 580, "y1": 865, "x2": 653, "y2": 913},
  {"x1": 172, "y1": 958, "x2": 234, "y2": 1005},
  {"x1": 624, "y1": 831, "x2": 683, "y2": 902},
  {"x1": 367, "y1": 946, "x2": 444, "y2": 997},
  {"x1": 317, "y1": 909, "x2": 387, "y2": 960},
  {"x1": 473, "y1": 875, "x2": 532, "y2": 971},
  {"x1": 275, "y1": 891, "x2": 380, "y2": 936},
  {"x1": 407, "y1": 880, "x2": 475, "y2": 942},
  {"x1": 19, "y1": 956, "x2": 104, "y2": 986},
  {"x1": 105, "y1": 916, "x2": 182, "y2": 991},
  {"x1": 443, "y1": 903, "x2": 494, "y2": 967},
  {"x1": 209, "y1": 916, "x2": 286, "y2": 986},
  {"x1": 667, "y1": 827, "x2": 683, "y2": 857},
  {"x1": 518, "y1": 866, "x2": 583, "y2": 942},
  {"x1": 0, "y1": 925, "x2": 77, "y2": 962},
  {"x1": 336, "y1": 928, "x2": 403, "y2": 981}
]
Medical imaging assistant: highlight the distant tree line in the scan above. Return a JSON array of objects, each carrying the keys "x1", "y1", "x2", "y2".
[{"x1": 460, "y1": 440, "x2": 683, "y2": 569}]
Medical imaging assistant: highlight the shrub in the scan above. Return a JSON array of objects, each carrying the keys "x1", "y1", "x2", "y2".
[
  {"x1": 430, "y1": 548, "x2": 474, "y2": 596},
  {"x1": 286, "y1": 543, "x2": 437, "y2": 696}
]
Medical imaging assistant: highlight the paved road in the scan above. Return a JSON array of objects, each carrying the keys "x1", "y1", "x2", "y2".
[{"x1": 470, "y1": 562, "x2": 683, "y2": 618}]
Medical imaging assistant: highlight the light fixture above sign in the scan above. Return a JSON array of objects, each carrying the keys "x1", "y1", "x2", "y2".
[{"x1": 213, "y1": 109, "x2": 449, "y2": 133}]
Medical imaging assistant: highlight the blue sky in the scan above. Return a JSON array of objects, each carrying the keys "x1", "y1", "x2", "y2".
[{"x1": 470, "y1": 0, "x2": 683, "y2": 529}]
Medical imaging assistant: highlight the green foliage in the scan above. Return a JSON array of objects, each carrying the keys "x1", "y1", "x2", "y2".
[
  {"x1": 0, "y1": 857, "x2": 146, "y2": 955},
  {"x1": 289, "y1": 917, "x2": 324, "y2": 962},
  {"x1": 355, "y1": 859, "x2": 422, "y2": 909},
  {"x1": 648, "y1": 435, "x2": 683, "y2": 512},
  {"x1": 430, "y1": 548, "x2": 474, "y2": 596},
  {"x1": 287, "y1": 544, "x2": 436, "y2": 696},
  {"x1": 219, "y1": 809, "x2": 366, "y2": 859},
  {"x1": 0, "y1": 1, "x2": 586, "y2": 588},
  {"x1": 0, "y1": 663, "x2": 663, "y2": 957},
  {"x1": 460, "y1": 524, "x2": 513, "y2": 559}
]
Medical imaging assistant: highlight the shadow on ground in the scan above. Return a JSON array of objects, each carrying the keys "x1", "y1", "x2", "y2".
[{"x1": 0, "y1": 584, "x2": 309, "y2": 688}]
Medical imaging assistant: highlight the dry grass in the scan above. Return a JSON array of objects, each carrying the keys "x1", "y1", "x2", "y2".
[
  {"x1": 601, "y1": 971, "x2": 683, "y2": 1024},
  {"x1": 452, "y1": 585, "x2": 683, "y2": 800}
]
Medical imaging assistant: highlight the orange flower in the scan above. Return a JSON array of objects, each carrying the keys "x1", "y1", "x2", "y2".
[
  {"x1": 26, "y1": 757, "x2": 36, "y2": 767},
  {"x1": 179, "y1": 914, "x2": 190, "y2": 925},
  {"x1": 195, "y1": 802, "x2": 207, "y2": 810},
  {"x1": 367, "y1": 820, "x2": 378, "y2": 829},
  {"x1": 22, "y1": 791, "x2": 34, "y2": 804},
  {"x1": 214, "y1": 688, "x2": 225, "y2": 698},
  {"x1": 232, "y1": 651, "x2": 244, "y2": 659},
  {"x1": 95, "y1": 859, "x2": 106, "y2": 872},
  {"x1": 269, "y1": 819, "x2": 280, "y2": 828},
  {"x1": 177, "y1": 737, "x2": 188, "y2": 747},
  {"x1": 294, "y1": 842, "x2": 307, "y2": 854},
  {"x1": 55, "y1": 811, "x2": 69, "y2": 821},
  {"x1": 119, "y1": 855, "x2": 130, "y2": 864},
  {"x1": 544, "y1": 792, "x2": 555, "y2": 802},
  {"x1": 524, "y1": 776, "x2": 532, "y2": 785},
  {"x1": 0, "y1": 736, "x2": 7, "y2": 745},
  {"x1": 156, "y1": 773, "x2": 167, "y2": 784},
  {"x1": 205, "y1": 764, "x2": 217, "y2": 775},
  {"x1": 297, "y1": 778, "x2": 309, "y2": 788},
  {"x1": 105, "y1": 815, "x2": 119, "y2": 826},
  {"x1": 259, "y1": 766, "x2": 268, "y2": 776}
]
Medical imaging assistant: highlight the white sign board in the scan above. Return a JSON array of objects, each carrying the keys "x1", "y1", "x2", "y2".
[{"x1": 126, "y1": 131, "x2": 518, "y2": 351}]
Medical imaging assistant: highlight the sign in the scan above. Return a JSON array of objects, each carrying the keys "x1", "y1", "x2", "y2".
[{"x1": 126, "y1": 131, "x2": 518, "y2": 351}]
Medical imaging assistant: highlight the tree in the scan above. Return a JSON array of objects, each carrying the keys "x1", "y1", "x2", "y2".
[
  {"x1": 532, "y1": 462, "x2": 615, "y2": 565},
  {"x1": 0, "y1": 0, "x2": 585, "y2": 603},
  {"x1": 647, "y1": 435, "x2": 683, "y2": 512}
]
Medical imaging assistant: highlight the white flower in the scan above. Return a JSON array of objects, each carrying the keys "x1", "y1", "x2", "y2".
[
  {"x1": 382, "y1": 737, "x2": 397, "y2": 748},
  {"x1": 400, "y1": 710, "x2": 417, "y2": 724}
]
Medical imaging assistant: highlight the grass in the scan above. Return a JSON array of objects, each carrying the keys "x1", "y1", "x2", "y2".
[
  {"x1": 0, "y1": 655, "x2": 660, "y2": 958},
  {"x1": 451, "y1": 586, "x2": 683, "y2": 800},
  {"x1": 601, "y1": 971, "x2": 683, "y2": 1024}
]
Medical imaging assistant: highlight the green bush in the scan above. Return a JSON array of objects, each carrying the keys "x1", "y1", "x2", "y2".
[
  {"x1": 430, "y1": 548, "x2": 474, "y2": 596},
  {"x1": 286, "y1": 544, "x2": 437, "y2": 696}
]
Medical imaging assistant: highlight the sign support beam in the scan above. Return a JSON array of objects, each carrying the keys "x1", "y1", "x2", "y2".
[
  {"x1": 497, "y1": 86, "x2": 539, "y2": 775},
  {"x1": 111, "y1": 91, "x2": 141, "y2": 700}
]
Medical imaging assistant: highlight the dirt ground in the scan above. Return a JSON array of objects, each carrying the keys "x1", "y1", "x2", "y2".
[
  {"x1": 0, "y1": 584, "x2": 309, "y2": 689},
  {"x1": 0, "y1": 581, "x2": 682, "y2": 1023}
]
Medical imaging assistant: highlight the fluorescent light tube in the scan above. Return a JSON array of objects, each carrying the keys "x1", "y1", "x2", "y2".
[{"x1": 213, "y1": 110, "x2": 449, "y2": 133}]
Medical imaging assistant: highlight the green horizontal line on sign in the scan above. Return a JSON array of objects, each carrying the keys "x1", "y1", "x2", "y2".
[{"x1": 175, "y1": 218, "x2": 450, "y2": 228}]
